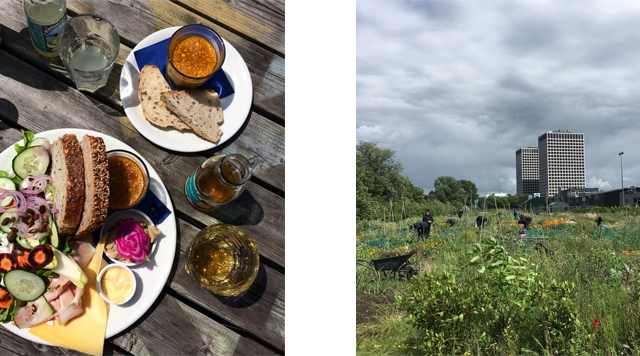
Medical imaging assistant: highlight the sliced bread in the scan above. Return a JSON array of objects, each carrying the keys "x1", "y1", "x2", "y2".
[
  {"x1": 74, "y1": 135, "x2": 109, "y2": 239},
  {"x1": 160, "y1": 89, "x2": 224, "y2": 143},
  {"x1": 50, "y1": 134, "x2": 85, "y2": 237},
  {"x1": 138, "y1": 65, "x2": 190, "y2": 130}
]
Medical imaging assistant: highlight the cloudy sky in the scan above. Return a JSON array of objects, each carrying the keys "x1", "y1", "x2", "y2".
[{"x1": 356, "y1": 0, "x2": 640, "y2": 196}]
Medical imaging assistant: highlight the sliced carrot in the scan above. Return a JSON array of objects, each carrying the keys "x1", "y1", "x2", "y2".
[
  {"x1": 15, "y1": 250, "x2": 31, "y2": 270},
  {"x1": 0, "y1": 285, "x2": 10, "y2": 301},
  {"x1": 0, "y1": 286, "x2": 12, "y2": 309},
  {"x1": 0, "y1": 253, "x2": 17, "y2": 274},
  {"x1": 28, "y1": 245, "x2": 53, "y2": 268}
]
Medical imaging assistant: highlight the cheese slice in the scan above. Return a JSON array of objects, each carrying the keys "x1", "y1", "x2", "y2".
[{"x1": 30, "y1": 235, "x2": 109, "y2": 355}]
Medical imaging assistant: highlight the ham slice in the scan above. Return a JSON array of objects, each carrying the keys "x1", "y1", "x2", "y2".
[
  {"x1": 40, "y1": 239, "x2": 94, "y2": 326},
  {"x1": 68, "y1": 239, "x2": 96, "y2": 269},
  {"x1": 43, "y1": 275, "x2": 70, "y2": 301},
  {"x1": 46, "y1": 283, "x2": 85, "y2": 325}
]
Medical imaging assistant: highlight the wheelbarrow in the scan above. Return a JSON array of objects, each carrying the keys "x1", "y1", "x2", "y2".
[{"x1": 356, "y1": 250, "x2": 419, "y2": 280}]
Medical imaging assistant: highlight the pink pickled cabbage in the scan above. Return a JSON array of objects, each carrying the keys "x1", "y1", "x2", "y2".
[{"x1": 115, "y1": 218, "x2": 151, "y2": 263}]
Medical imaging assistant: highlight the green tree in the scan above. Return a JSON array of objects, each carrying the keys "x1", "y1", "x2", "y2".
[
  {"x1": 356, "y1": 142, "x2": 403, "y2": 200},
  {"x1": 459, "y1": 179, "x2": 479, "y2": 207},
  {"x1": 433, "y1": 176, "x2": 466, "y2": 208},
  {"x1": 356, "y1": 151, "x2": 376, "y2": 221}
]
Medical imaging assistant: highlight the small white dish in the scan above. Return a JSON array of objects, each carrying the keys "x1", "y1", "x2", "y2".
[
  {"x1": 119, "y1": 26, "x2": 253, "y2": 152},
  {"x1": 99, "y1": 209, "x2": 160, "y2": 267},
  {"x1": 97, "y1": 264, "x2": 137, "y2": 305}
]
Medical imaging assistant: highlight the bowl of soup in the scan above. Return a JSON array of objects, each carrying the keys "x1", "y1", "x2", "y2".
[
  {"x1": 106, "y1": 150, "x2": 149, "y2": 210},
  {"x1": 166, "y1": 24, "x2": 226, "y2": 88}
]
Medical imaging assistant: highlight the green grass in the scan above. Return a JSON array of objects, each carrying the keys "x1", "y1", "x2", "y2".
[{"x1": 356, "y1": 211, "x2": 640, "y2": 355}]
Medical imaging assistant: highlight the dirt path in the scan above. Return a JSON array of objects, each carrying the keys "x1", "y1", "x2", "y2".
[{"x1": 356, "y1": 291, "x2": 395, "y2": 325}]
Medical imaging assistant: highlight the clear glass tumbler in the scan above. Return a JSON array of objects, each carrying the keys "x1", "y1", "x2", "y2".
[
  {"x1": 186, "y1": 224, "x2": 260, "y2": 297},
  {"x1": 57, "y1": 14, "x2": 119, "y2": 92}
]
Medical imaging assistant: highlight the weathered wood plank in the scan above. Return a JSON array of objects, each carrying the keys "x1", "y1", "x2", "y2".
[
  {"x1": 66, "y1": 0, "x2": 285, "y2": 120},
  {"x1": 172, "y1": 220, "x2": 285, "y2": 350},
  {"x1": 172, "y1": 0, "x2": 285, "y2": 54},
  {"x1": 111, "y1": 292, "x2": 278, "y2": 355},
  {"x1": 0, "y1": 49, "x2": 285, "y2": 267}
]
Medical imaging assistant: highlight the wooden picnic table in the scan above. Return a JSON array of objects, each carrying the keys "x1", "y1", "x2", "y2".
[{"x1": 0, "y1": 0, "x2": 284, "y2": 355}]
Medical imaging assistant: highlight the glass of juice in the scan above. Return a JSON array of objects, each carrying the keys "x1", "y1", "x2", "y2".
[
  {"x1": 184, "y1": 153, "x2": 252, "y2": 211},
  {"x1": 186, "y1": 224, "x2": 260, "y2": 297},
  {"x1": 57, "y1": 14, "x2": 119, "y2": 92},
  {"x1": 166, "y1": 24, "x2": 226, "y2": 88}
]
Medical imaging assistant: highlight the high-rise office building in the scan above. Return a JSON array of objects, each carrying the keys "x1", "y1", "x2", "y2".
[
  {"x1": 516, "y1": 147, "x2": 539, "y2": 195},
  {"x1": 538, "y1": 131, "x2": 585, "y2": 197}
]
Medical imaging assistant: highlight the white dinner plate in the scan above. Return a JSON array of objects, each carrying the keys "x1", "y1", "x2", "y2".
[
  {"x1": 119, "y1": 26, "x2": 253, "y2": 152},
  {"x1": 0, "y1": 129, "x2": 177, "y2": 345}
]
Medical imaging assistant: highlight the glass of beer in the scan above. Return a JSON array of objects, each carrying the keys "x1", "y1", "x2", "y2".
[{"x1": 185, "y1": 224, "x2": 259, "y2": 297}]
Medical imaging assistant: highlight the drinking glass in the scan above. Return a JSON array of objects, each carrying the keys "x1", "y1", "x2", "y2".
[
  {"x1": 57, "y1": 14, "x2": 119, "y2": 92},
  {"x1": 186, "y1": 224, "x2": 259, "y2": 297}
]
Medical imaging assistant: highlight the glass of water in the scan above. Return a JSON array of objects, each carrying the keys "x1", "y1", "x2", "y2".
[{"x1": 57, "y1": 14, "x2": 119, "y2": 92}]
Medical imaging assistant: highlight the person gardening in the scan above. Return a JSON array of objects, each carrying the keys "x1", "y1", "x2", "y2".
[
  {"x1": 515, "y1": 209, "x2": 532, "y2": 230},
  {"x1": 410, "y1": 222, "x2": 430, "y2": 239},
  {"x1": 475, "y1": 215, "x2": 487, "y2": 229},
  {"x1": 421, "y1": 209, "x2": 434, "y2": 238}
]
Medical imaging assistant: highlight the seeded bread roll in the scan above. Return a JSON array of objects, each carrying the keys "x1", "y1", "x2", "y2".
[
  {"x1": 160, "y1": 89, "x2": 224, "y2": 143},
  {"x1": 138, "y1": 65, "x2": 190, "y2": 130},
  {"x1": 74, "y1": 135, "x2": 109, "y2": 239},
  {"x1": 50, "y1": 134, "x2": 85, "y2": 237}
]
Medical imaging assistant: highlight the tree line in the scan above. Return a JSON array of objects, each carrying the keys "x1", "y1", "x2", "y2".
[{"x1": 357, "y1": 142, "x2": 484, "y2": 221}]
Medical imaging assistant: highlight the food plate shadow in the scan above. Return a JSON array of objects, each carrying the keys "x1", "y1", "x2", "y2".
[
  {"x1": 0, "y1": 99, "x2": 19, "y2": 126},
  {"x1": 207, "y1": 190, "x2": 264, "y2": 226},
  {"x1": 214, "y1": 263, "x2": 267, "y2": 308},
  {"x1": 0, "y1": 29, "x2": 68, "y2": 92}
]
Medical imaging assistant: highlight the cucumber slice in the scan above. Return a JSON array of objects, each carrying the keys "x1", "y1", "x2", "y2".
[
  {"x1": 0, "y1": 209, "x2": 18, "y2": 233},
  {"x1": 29, "y1": 138, "x2": 50, "y2": 148},
  {"x1": 0, "y1": 177, "x2": 16, "y2": 207},
  {"x1": 3, "y1": 269, "x2": 46, "y2": 301},
  {"x1": 12, "y1": 146, "x2": 50, "y2": 179},
  {"x1": 50, "y1": 218, "x2": 60, "y2": 248},
  {"x1": 16, "y1": 235, "x2": 46, "y2": 250},
  {"x1": 16, "y1": 237, "x2": 33, "y2": 250}
]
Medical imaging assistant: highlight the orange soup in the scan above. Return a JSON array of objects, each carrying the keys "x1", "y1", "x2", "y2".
[
  {"x1": 108, "y1": 156, "x2": 145, "y2": 209},
  {"x1": 170, "y1": 35, "x2": 217, "y2": 78}
]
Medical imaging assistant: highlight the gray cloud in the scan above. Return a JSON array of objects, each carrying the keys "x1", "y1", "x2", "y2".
[{"x1": 357, "y1": 0, "x2": 640, "y2": 195}]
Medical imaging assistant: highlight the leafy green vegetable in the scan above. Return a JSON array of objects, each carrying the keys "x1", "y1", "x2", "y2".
[
  {"x1": 0, "y1": 299, "x2": 18, "y2": 323},
  {"x1": 14, "y1": 130, "x2": 35, "y2": 155},
  {"x1": 60, "y1": 237, "x2": 76, "y2": 255},
  {"x1": 34, "y1": 269, "x2": 57, "y2": 278}
]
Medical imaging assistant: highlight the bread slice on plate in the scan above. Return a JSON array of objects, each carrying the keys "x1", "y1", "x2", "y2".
[
  {"x1": 74, "y1": 135, "x2": 109, "y2": 239},
  {"x1": 138, "y1": 65, "x2": 190, "y2": 130},
  {"x1": 160, "y1": 89, "x2": 224, "y2": 143},
  {"x1": 50, "y1": 134, "x2": 85, "y2": 237}
]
